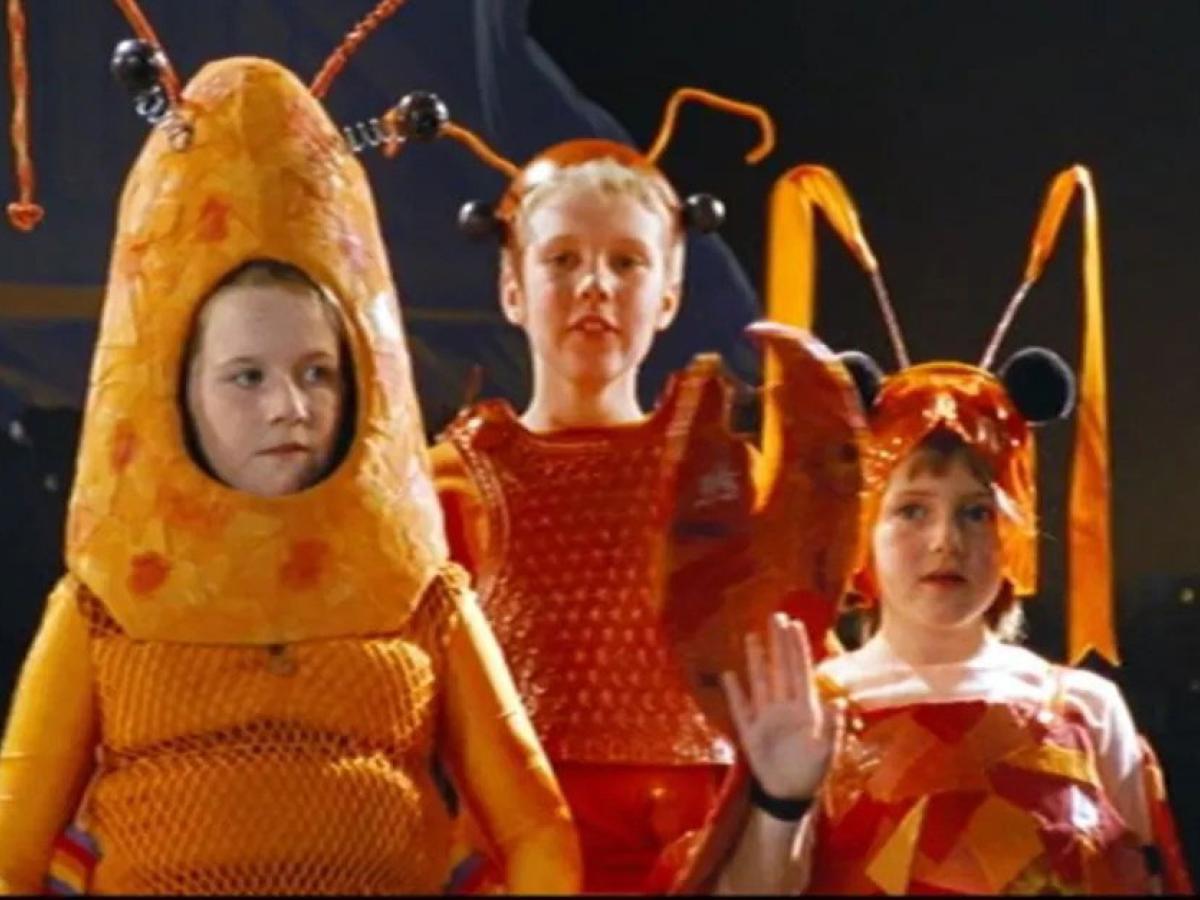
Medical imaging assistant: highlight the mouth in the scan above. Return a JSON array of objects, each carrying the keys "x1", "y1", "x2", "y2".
[
  {"x1": 568, "y1": 315, "x2": 618, "y2": 335},
  {"x1": 920, "y1": 571, "x2": 967, "y2": 587},
  {"x1": 258, "y1": 443, "x2": 311, "y2": 457}
]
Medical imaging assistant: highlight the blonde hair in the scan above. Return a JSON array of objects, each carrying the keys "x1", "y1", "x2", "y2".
[{"x1": 505, "y1": 158, "x2": 685, "y2": 284}]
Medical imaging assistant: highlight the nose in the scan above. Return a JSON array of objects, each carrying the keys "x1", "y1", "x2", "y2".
[
  {"x1": 575, "y1": 264, "x2": 615, "y2": 305},
  {"x1": 928, "y1": 510, "x2": 964, "y2": 556},
  {"x1": 265, "y1": 375, "x2": 310, "y2": 426}
]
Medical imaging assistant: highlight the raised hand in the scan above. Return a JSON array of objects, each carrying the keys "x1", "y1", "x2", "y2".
[{"x1": 721, "y1": 613, "x2": 833, "y2": 801}]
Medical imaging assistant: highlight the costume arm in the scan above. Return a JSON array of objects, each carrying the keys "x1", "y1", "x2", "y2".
[
  {"x1": 441, "y1": 587, "x2": 580, "y2": 894},
  {"x1": 0, "y1": 576, "x2": 97, "y2": 894},
  {"x1": 429, "y1": 441, "x2": 490, "y2": 577},
  {"x1": 1068, "y1": 672, "x2": 1152, "y2": 842},
  {"x1": 1068, "y1": 670, "x2": 1193, "y2": 892},
  {"x1": 715, "y1": 806, "x2": 814, "y2": 895}
]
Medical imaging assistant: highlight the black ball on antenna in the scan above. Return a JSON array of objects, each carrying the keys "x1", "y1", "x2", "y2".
[
  {"x1": 838, "y1": 350, "x2": 885, "y2": 411},
  {"x1": 457, "y1": 200, "x2": 503, "y2": 241},
  {"x1": 682, "y1": 193, "x2": 725, "y2": 233},
  {"x1": 998, "y1": 346, "x2": 1076, "y2": 423},
  {"x1": 111, "y1": 38, "x2": 161, "y2": 95},
  {"x1": 395, "y1": 91, "x2": 449, "y2": 142}
]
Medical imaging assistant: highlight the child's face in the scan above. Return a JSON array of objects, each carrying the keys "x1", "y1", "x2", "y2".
[
  {"x1": 501, "y1": 184, "x2": 681, "y2": 392},
  {"x1": 871, "y1": 451, "x2": 1004, "y2": 634},
  {"x1": 185, "y1": 282, "x2": 345, "y2": 497}
]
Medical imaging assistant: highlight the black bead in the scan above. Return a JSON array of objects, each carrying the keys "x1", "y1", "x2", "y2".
[
  {"x1": 457, "y1": 200, "x2": 502, "y2": 240},
  {"x1": 683, "y1": 193, "x2": 726, "y2": 233},
  {"x1": 111, "y1": 38, "x2": 161, "y2": 95},
  {"x1": 395, "y1": 91, "x2": 449, "y2": 142},
  {"x1": 838, "y1": 350, "x2": 885, "y2": 411},
  {"x1": 998, "y1": 346, "x2": 1076, "y2": 423}
]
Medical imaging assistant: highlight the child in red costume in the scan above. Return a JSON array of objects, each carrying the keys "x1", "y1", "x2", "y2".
[
  {"x1": 693, "y1": 166, "x2": 1193, "y2": 895},
  {"x1": 383, "y1": 87, "x2": 778, "y2": 892}
]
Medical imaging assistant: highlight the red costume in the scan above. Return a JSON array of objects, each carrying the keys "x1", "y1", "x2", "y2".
[{"x1": 675, "y1": 165, "x2": 1193, "y2": 894}]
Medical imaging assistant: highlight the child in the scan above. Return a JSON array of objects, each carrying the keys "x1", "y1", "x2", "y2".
[
  {"x1": 0, "y1": 12, "x2": 579, "y2": 893},
  {"x1": 701, "y1": 165, "x2": 1192, "y2": 894},
  {"x1": 390, "y1": 88, "x2": 783, "y2": 892}
]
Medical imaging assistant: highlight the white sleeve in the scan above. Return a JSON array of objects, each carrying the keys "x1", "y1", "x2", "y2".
[{"x1": 1062, "y1": 669, "x2": 1152, "y2": 843}]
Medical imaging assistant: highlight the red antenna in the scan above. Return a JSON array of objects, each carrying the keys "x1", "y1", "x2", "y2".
[
  {"x1": 5, "y1": 0, "x2": 41, "y2": 230},
  {"x1": 311, "y1": 0, "x2": 410, "y2": 100}
]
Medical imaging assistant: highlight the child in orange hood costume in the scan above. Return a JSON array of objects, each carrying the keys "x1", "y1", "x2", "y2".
[{"x1": 0, "y1": 2, "x2": 578, "y2": 893}]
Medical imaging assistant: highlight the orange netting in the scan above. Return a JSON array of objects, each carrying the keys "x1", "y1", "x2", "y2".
[{"x1": 75, "y1": 579, "x2": 460, "y2": 894}]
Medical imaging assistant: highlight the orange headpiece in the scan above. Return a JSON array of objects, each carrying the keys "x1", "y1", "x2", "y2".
[
  {"x1": 766, "y1": 164, "x2": 1114, "y2": 665},
  {"x1": 31, "y1": 1, "x2": 452, "y2": 644},
  {"x1": 353, "y1": 86, "x2": 774, "y2": 241}
]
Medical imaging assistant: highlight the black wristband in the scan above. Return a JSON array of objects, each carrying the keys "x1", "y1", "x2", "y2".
[{"x1": 749, "y1": 777, "x2": 811, "y2": 821}]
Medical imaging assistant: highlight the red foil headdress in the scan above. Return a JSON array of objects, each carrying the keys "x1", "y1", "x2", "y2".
[{"x1": 767, "y1": 164, "x2": 1115, "y2": 665}]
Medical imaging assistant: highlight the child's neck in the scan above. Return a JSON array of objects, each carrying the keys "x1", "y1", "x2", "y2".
[
  {"x1": 874, "y1": 616, "x2": 992, "y2": 667},
  {"x1": 520, "y1": 367, "x2": 644, "y2": 433}
]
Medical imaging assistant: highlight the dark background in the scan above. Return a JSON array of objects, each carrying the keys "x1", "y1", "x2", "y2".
[{"x1": 0, "y1": 0, "x2": 1194, "y2": 877}]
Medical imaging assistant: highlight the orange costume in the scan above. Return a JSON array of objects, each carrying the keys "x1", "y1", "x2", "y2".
[
  {"x1": 679, "y1": 165, "x2": 1193, "y2": 894},
  {"x1": 0, "y1": 2, "x2": 578, "y2": 894},
  {"x1": 362, "y1": 84, "x2": 857, "y2": 892}
]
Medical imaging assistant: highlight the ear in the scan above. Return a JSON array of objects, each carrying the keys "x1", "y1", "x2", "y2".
[
  {"x1": 837, "y1": 349, "x2": 884, "y2": 411},
  {"x1": 498, "y1": 251, "x2": 526, "y2": 327},
  {"x1": 656, "y1": 285, "x2": 682, "y2": 332},
  {"x1": 655, "y1": 237, "x2": 685, "y2": 332},
  {"x1": 997, "y1": 346, "x2": 1076, "y2": 423}
]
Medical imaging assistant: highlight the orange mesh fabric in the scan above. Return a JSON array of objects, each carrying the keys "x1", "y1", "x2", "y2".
[
  {"x1": 441, "y1": 368, "x2": 731, "y2": 767},
  {"x1": 808, "y1": 691, "x2": 1149, "y2": 895},
  {"x1": 75, "y1": 575, "x2": 459, "y2": 895}
]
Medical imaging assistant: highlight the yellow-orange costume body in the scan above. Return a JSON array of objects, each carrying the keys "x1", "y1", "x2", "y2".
[{"x1": 0, "y1": 51, "x2": 578, "y2": 895}]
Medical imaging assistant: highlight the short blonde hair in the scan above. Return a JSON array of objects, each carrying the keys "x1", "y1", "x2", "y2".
[{"x1": 505, "y1": 158, "x2": 685, "y2": 284}]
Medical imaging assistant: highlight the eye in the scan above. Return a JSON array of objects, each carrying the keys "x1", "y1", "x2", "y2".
[
  {"x1": 610, "y1": 251, "x2": 647, "y2": 273},
  {"x1": 894, "y1": 501, "x2": 926, "y2": 522},
  {"x1": 960, "y1": 502, "x2": 997, "y2": 525},
  {"x1": 229, "y1": 367, "x2": 263, "y2": 389},
  {"x1": 543, "y1": 249, "x2": 579, "y2": 271},
  {"x1": 301, "y1": 363, "x2": 337, "y2": 386}
]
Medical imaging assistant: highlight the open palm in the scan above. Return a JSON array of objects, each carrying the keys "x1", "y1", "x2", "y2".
[{"x1": 721, "y1": 614, "x2": 833, "y2": 801}]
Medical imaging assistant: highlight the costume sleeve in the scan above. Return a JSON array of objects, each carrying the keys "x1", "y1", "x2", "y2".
[
  {"x1": 1136, "y1": 737, "x2": 1194, "y2": 894},
  {"x1": 440, "y1": 586, "x2": 581, "y2": 894},
  {"x1": 429, "y1": 441, "x2": 490, "y2": 577},
  {"x1": 1064, "y1": 670, "x2": 1151, "y2": 841},
  {"x1": 0, "y1": 576, "x2": 97, "y2": 894}
]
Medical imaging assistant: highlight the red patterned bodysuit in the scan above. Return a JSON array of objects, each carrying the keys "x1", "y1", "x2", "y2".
[{"x1": 432, "y1": 372, "x2": 733, "y2": 893}]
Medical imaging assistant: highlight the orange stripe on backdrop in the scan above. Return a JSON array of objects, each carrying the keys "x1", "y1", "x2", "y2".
[{"x1": 0, "y1": 283, "x2": 103, "y2": 318}]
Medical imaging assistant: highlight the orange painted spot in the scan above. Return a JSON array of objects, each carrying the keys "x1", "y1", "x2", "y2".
[
  {"x1": 128, "y1": 552, "x2": 170, "y2": 595},
  {"x1": 196, "y1": 196, "x2": 231, "y2": 243},
  {"x1": 110, "y1": 420, "x2": 137, "y2": 472},
  {"x1": 158, "y1": 486, "x2": 230, "y2": 539},
  {"x1": 280, "y1": 539, "x2": 330, "y2": 591}
]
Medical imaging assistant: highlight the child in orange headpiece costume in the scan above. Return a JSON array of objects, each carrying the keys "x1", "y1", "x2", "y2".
[
  {"x1": 0, "y1": 2, "x2": 579, "y2": 893},
  {"x1": 362, "y1": 83, "x2": 860, "y2": 892},
  {"x1": 685, "y1": 166, "x2": 1192, "y2": 894}
]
